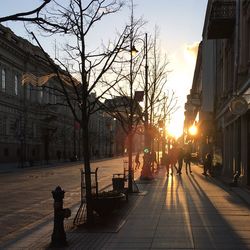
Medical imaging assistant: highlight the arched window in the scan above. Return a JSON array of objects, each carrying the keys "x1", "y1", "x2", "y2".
[
  {"x1": 1, "y1": 69, "x2": 6, "y2": 92},
  {"x1": 14, "y1": 75, "x2": 18, "y2": 95},
  {"x1": 39, "y1": 88, "x2": 43, "y2": 103},
  {"x1": 26, "y1": 84, "x2": 31, "y2": 100}
]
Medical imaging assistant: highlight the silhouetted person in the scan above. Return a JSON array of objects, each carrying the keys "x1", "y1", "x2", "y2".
[
  {"x1": 135, "y1": 152, "x2": 140, "y2": 170},
  {"x1": 164, "y1": 152, "x2": 170, "y2": 176},
  {"x1": 184, "y1": 150, "x2": 192, "y2": 174},
  {"x1": 177, "y1": 147, "x2": 184, "y2": 174},
  {"x1": 169, "y1": 145, "x2": 178, "y2": 175},
  {"x1": 151, "y1": 150, "x2": 158, "y2": 172},
  {"x1": 203, "y1": 153, "x2": 212, "y2": 176}
]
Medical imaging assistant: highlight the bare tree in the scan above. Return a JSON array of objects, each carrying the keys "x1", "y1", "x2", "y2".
[
  {"x1": 0, "y1": 0, "x2": 51, "y2": 23},
  {"x1": 7, "y1": 0, "x2": 131, "y2": 224},
  {"x1": 101, "y1": 0, "x2": 146, "y2": 191},
  {"x1": 145, "y1": 28, "x2": 178, "y2": 148}
]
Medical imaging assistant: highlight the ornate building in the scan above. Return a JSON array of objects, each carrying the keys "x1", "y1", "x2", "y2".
[{"x1": 0, "y1": 24, "x2": 115, "y2": 167}]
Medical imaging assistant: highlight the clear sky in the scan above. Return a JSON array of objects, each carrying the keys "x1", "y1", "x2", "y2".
[{"x1": 0, "y1": 0, "x2": 208, "y2": 138}]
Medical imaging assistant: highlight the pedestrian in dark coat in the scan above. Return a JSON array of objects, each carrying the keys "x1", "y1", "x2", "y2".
[
  {"x1": 203, "y1": 153, "x2": 212, "y2": 176},
  {"x1": 135, "y1": 152, "x2": 140, "y2": 169},
  {"x1": 184, "y1": 150, "x2": 192, "y2": 174},
  {"x1": 177, "y1": 147, "x2": 184, "y2": 174}
]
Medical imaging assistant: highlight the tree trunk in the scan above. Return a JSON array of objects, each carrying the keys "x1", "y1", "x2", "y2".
[
  {"x1": 81, "y1": 111, "x2": 94, "y2": 224},
  {"x1": 127, "y1": 131, "x2": 133, "y2": 192}
]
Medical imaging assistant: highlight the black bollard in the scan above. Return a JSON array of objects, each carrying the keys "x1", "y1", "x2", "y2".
[{"x1": 51, "y1": 186, "x2": 71, "y2": 247}]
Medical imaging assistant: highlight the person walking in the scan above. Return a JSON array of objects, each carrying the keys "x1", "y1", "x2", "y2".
[
  {"x1": 202, "y1": 153, "x2": 212, "y2": 176},
  {"x1": 164, "y1": 152, "x2": 170, "y2": 176},
  {"x1": 151, "y1": 150, "x2": 158, "y2": 173},
  {"x1": 135, "y1": 152, "x2": 140, "y2": 170},
  {"x1": 184, "y1": 149, "x2": 192, "y2": 174},
  {"x1": 168, "y1": 144, "x2": 178, "y2": 175},
  {"x1": 177, "y1": 147, "x2": 184, "y2": 174}
]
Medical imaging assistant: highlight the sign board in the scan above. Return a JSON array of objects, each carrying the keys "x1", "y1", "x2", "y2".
[{"x1": 229, "y1": 96, "x2": 248, "y2": 115}]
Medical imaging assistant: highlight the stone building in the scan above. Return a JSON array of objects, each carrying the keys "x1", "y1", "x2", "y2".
[
  {"x1": 185, "y1": 0, "x2": 250, "y2": 186},
  {"x1": 0, "y1": 24, "x2": 114, "y2": 167}
]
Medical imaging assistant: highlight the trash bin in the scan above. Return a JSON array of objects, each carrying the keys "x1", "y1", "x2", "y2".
[{"x1": 112, "y1": 177, "x2": 124, "y2": 191}]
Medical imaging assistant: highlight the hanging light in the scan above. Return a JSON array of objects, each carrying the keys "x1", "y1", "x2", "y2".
[{"x1": 131, "y1": 45, "x2": 138, "y2": 56}]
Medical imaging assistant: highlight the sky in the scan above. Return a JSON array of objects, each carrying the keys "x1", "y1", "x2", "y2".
[{"x1": 0, "y1": 0, "x2": 208, "y2": 138}]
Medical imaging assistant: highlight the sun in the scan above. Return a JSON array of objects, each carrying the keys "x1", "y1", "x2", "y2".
[
  {"x1": 167, "y1": 121, "x2": 183, "y2": 139},
  {"x1": 188, "y1": 125, "x2": 198, "y2": 136}
]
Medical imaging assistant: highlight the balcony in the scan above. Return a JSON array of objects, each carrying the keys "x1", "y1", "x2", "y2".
[{"x1": 207, "y1": 1, "x2": 235, "y2": 39}]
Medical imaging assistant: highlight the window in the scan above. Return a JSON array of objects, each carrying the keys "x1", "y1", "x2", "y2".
[
  {"x1": 32, "y1": 122, "x2": 36, "y2": 138},
  {"x1": 1, "y1": 69, "x2": 6, "y2": 92},
  {"x1": 32, "y1": 148, "x2": 36, "y2": 156},
  {"x1": 44, "y1": 89, "x2": 49, "y2": 103},
  {"x1": 14, "y1": 75, "x2": 18, "y2": 95},
  {"x1": 26, "y1": 84, "x2": 31, "y2": 100},
  {"x1": 0, "y1": 117, "x2": 6, "y2": 135},
  {"x1": 39, "y1": 88, "x2": 43, "y2": 103},
  {"x1": 4, "y1": 148, "x2": 9, "y2": 157},
  {"x1": 53, "y1": 89, "x2": 57, "y2": 104}
]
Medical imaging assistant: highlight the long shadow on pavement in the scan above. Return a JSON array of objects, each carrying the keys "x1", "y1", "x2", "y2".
[{"x1": 186, "y1": 172, "x2": 250, "y2": 249}]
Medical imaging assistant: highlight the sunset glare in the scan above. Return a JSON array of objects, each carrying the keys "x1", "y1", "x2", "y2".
[
  {"x1": 188, "y1": 125, "x2": 198, "y2": 136},
  {"x1": 167, "y1": 120, "x2": 183, "y2": 139}
]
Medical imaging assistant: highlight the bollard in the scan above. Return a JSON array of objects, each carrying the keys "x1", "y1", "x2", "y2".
[{"x1": 51, "y1": 186, "x2": 71, "y2": 247}]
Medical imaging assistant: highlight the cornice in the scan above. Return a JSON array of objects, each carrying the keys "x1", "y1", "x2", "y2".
[{"x1": 0, "y1": 39, "x2": 28, "y2": 61}]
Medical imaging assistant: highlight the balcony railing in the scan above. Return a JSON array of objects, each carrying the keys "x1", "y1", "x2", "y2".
[{"x1": 207, "y1": 1, "x2": 235, "y2": 39}]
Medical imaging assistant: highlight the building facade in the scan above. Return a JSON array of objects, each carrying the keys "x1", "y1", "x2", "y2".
[
  {"x1": 0, "y1": 24, "x2": 117, "y2": 167},
  {"x1": 185, "y1": 0, "x2": 250, "y2": 186}
]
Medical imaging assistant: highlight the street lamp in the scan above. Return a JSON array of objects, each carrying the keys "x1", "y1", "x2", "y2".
[
  {"x1": 125, "y1": 32, "x2": 150, "y2": 191},
  {"x1": 132, "y1": 33, "x2": 153, "y2": 180}
]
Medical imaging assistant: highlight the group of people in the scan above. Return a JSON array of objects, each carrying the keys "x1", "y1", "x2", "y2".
[
  {"x1": 134, "y1": 150, "x2": 158, "y2": 172},
  {"x1": 163, "y1": 143, "x2": 192, "y2": 176},
  {"x1": 135, "y1": 144, "x2": 213, "y2": 177}
]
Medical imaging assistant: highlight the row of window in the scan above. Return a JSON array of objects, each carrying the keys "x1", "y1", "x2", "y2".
[
  {"x1": 1, "y1": 69, "x2": 6, "y2": 92},
  {"x1": 0, "y1": 117, "x2": 37, "y2": 138},
  {"x1": 0, "y1": 68, "x2": 58, "y2": 104},
  {"x1": 1, "y1": 68, "x2": 21, "y2": 96},
  {"x1": 2, "y1": 148, "x2": 36, "y2": 157}
]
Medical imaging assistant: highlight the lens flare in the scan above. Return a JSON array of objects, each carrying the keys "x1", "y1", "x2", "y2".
[{"x1": 188, "y1": 125, "x2": 197, "y2": 136}]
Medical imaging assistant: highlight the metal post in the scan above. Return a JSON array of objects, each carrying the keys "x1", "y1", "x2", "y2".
[
  {"x1": 140, "y1": 33, "x2": 154, "y2": 180},
  {"x1": 162, "y1": 95, "x2": 166, "y2": 159},
  {"x1": 144, "y1": 33, "x2": 149, "y2": 150},
  {"x1": 128, "y1": 21, "x2": 134, "y2": 192}
]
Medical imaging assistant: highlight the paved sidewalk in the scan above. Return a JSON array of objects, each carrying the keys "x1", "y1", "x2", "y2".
[{"x1": 2, "y1": 164, "x2": 250, "y2": 249}]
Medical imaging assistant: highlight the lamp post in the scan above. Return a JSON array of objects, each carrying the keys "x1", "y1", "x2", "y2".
[
  {"x1": 127, "y1": 27, "x2": 134, "y2": 193},
  {"x1": 132, "y1": 33, "x2": 153, "y2": 180}
]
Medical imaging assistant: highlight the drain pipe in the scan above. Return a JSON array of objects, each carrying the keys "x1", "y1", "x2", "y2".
[
  {"x1": 233, "y1": 0, "x2": 241, "y2": 184},
  {"x1": 233, "y1": 0, "x2": 240, "y2": 95}
]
